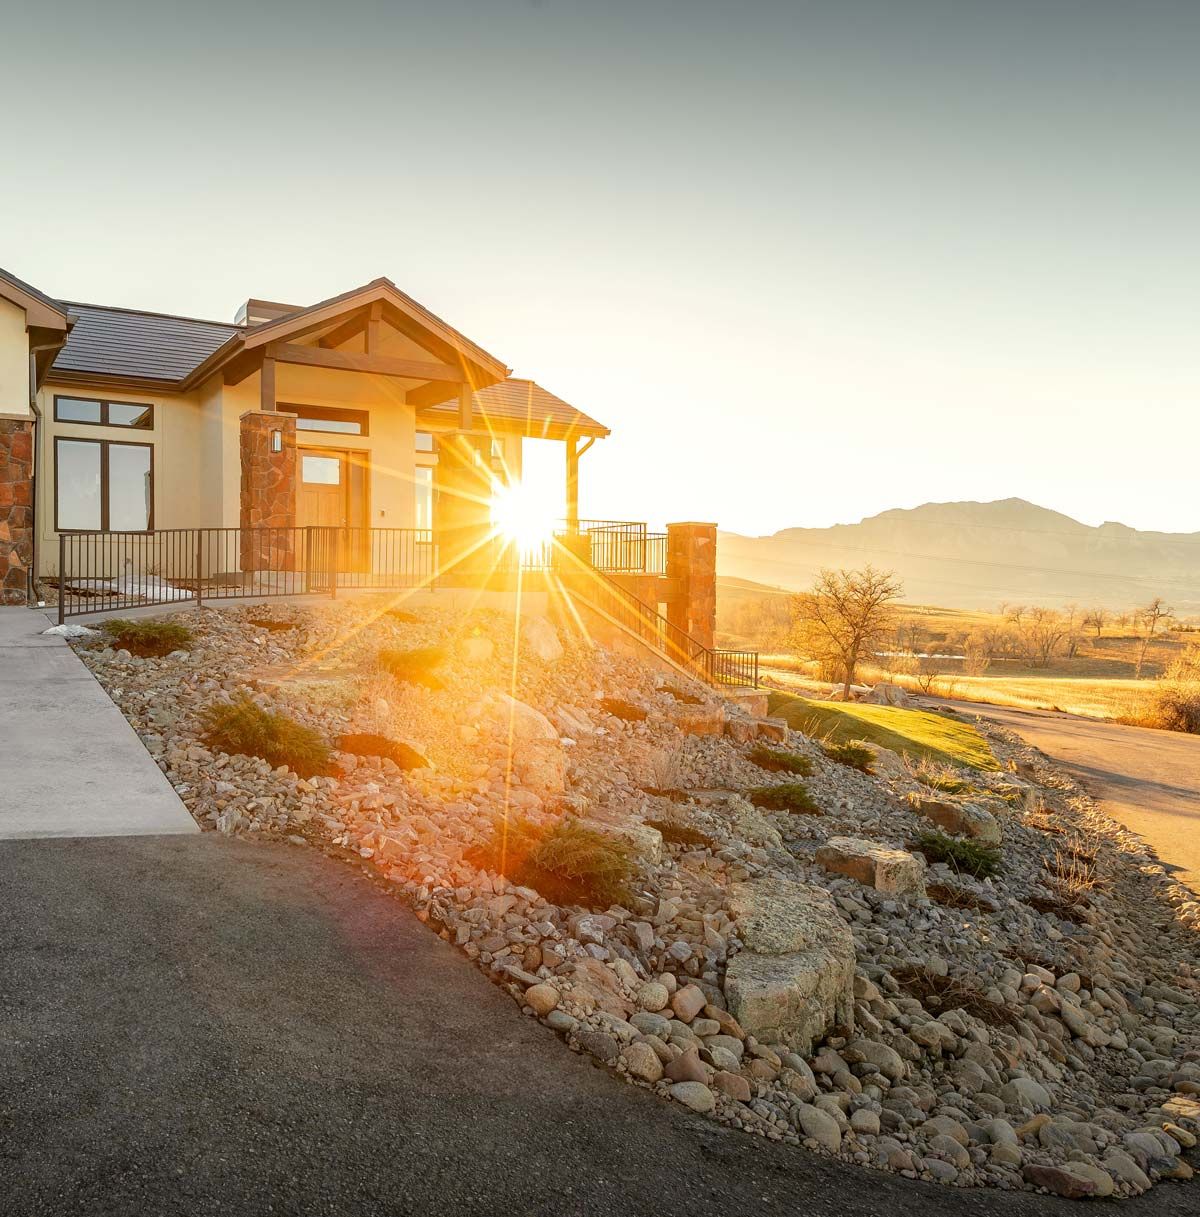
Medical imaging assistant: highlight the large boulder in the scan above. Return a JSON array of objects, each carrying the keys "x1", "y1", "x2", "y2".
[
  {"x1": 908, "y1": 796, "x2": 1001, "y2": 844},
  {"x1": 724, "y1": 878, "x2": 855, "y2": 1054},
  {"x1": 520, "y1": 614, "x2": 564, "y2": 663},
  {"x1": 668, "y1": 703, "x2": 725, "y2": 736},
  {"x1": 815, "y1": 836, "x2": 926, "y2": 896},
  {"x1": 864, "y1": 683, "x2": 911, "y2": 707},
  {"x1": 473, "y1": 693, "x2": 565, "y2": 794}
]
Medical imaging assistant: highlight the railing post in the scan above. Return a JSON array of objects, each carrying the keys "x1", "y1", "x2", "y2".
[
  {"x1": 330, "y1": 528, "x2": 340, "y2": 600},
  {"x1": 194, "y1": 531, "x2": 204, "y2": 608},
  {"x1": 304, "y1": 527, "x2": 312, "y2": 595},
  {"x1": 57, "y1": 533, "x2": 66, "y2": 625}
]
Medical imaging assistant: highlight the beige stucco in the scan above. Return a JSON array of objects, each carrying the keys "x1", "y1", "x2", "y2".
[
  {"x1": 34, "y1": 362, "x2": 523, "y2": 576},
  {"x1": 0, "y1": 298, "x2": 31, "y2": 417}
]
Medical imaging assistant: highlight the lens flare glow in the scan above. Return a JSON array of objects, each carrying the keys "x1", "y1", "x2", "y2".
[{"x1": 491, "y1": 478, "x2": 557, "y2": 553}]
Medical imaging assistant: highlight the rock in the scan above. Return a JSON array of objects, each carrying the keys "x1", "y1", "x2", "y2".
[
  {"x1": 520, "y1": 615, "x2": 563, "y2": 663},
  {"x1": 543, "y1": 1010, "x2": 577, "y2": 1034},
  {"x1": 525, "y1": 983, "x2": 560, "y2": 1016},
  {"x1": 794, "y1": 1103, "x2": 843, "y2": 1153},
  {"x1": 1001, "y1": 1077, "x2": 1052, "y2": 1112},
  {"x1": 460, "y1": 635, "x2": 494, "y2": 663},
  {"x1": 713, "y1": 1071, "x2": 752, "y2": 1102},
  {"x1": 622, "y1": 1041, "x2": 664, "y2": 1083},
  {"x1": 669, "y1": 1081, "x2": 716, "y2": 1113},
  {"x1": 474, "y1": 694, "x2": 565, "y2": 793},
  {"x1": 850, "y1": 1108, "x2": 880, "y2": 1136},
  {"x1": 664, "y1": 1047, "x2": 709, "y2": 1084},
  {"x1": 908, "y1": 796, "x2": 1001, "y2": 844},
  {"x1": 864, "y1": 683, "x2": 911, "y2": 707},
  {"x1": 1022, "y1": 1163, "x2": 1098, "y2": 1198},
  {"x1": 724, "y1": 882, "x2": 855, "y2": 1054},
  {"x1": 578, "y1": 816, "x2": 664, "y2": 865},
  {"x1": 637, "y1": 982, "x2": 670, "y2": 1012},
  {"x1": 815, "y1": 836, "x2": 926, "y2": 896},
  {"x1": 1063, "y1": 1162, "x2": 1115, "y2": 1198},
  {"x1": 576, "y1": 1029, "x2": 619, "y2": 1064},
  {"x1": 671, "y1": 984, "x2": 708, "y2": 1023},
  {"x1": 842, "y1": 1038, "x2": 907, "y2": 1082},
  {"x1": 668, "y1": 704, "x2": 725, "y2": 736},
  {"x1": 1102, "y1": 1149, "x2": 1150, "y2": 1190}
]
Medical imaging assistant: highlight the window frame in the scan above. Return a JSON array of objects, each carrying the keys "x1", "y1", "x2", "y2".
[
  {"x1": 280, "y1": 403, "x2": 370, "y2": 437},
  {"x1": 53, "y1": 436, "x2": 155, "y2": 533},
  {"x1": 53, "y1": 394, "x2": 154, "y2": 430}
]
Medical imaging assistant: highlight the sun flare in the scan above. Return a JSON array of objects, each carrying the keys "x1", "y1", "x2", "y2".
[{"x1": 490, "y1": 478, "x2": 557, "y2": 553}]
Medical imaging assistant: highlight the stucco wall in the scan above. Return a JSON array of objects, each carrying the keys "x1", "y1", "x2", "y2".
[{"x1": 0, "y1": 298, "x2": 30, "y2": 418}]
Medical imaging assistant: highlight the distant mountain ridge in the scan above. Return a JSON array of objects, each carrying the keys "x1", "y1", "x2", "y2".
[{"x1": 718, "y1": 499, "x2": 1200, "y2": 611}]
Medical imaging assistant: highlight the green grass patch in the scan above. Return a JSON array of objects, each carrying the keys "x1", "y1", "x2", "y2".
[
  {"x1": 200, "y1": 696, "x2": 331, "y2": 777},
  {"x1": 766, "y1": 692, "x2": 998, "y2": 771},
  {"x1": 467, "y1": 816, "x2": 636, "y2": 910},
  {"x1": 378, "y1": 646, "x2": 447, "y2": 689},
  {"x1": 747, "y1": 744, "x2": 813, "y2": 776},
  {"x1": 100, "y1": 617, "x2": 193, "y2": 658},
  {"x1": 821, "y1": 740, "x2": 875, "y2": 773},
  {"x1": 912, "y1": 830, "x2": 1001, "y2": 879},
  {"x1": 746, "y1": 782, "x2": 822, "y2": 814}
]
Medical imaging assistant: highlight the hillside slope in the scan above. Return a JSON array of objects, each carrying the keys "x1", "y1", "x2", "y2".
[{"x1": 719, "y1": 499, "x2": 1200, "y2": 610}]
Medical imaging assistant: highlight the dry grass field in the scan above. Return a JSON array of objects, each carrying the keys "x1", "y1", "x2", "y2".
[{"x1": 719, "y1": 577, "x2": 1197, "y2": 723}]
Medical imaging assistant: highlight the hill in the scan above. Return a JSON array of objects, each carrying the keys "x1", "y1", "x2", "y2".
[{"x1": 719, "y1": 498, "x2": 1200, "y2": 611}]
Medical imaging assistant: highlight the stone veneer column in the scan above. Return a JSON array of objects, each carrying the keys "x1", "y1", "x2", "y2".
[
  {"x1": 434, "y1": 432, "x2": 496, "y2": 584},
  {"x1": 239, "y1": 411, "x2": 297, "y2": 572},
  {"x1": 0, "y1": 418, "x2": 34, "y2": 605},
  {"x1": 666, "y1": 521, "x2": 717, "y2": 650}
]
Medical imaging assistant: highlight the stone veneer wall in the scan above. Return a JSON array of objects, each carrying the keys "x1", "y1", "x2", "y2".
[
  {"x1": 239, "y1": 411, "x2": 297, "y2": 572},
  {"x1": 0, "y1": 418, "x2": 33, "y2": 605},
  {"x1": 666, "y1": 521, "x2": 717, "y2": 651}
]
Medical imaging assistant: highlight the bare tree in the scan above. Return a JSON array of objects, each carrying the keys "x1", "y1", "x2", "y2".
[
  {"x1": 792, "y1": 566, "x2": 904, "y2": 700},
  {"x1": 1013, "y1": 606, "x2": 1067, "y2": 669},
  {"x1": 1135, "y1": 597, "x2": 1173, "y2": 679},
  {"x1": 1082, "y1": 607, "x2": 1108, "y2": 638},
  {"x1": 962, "y1": 630, "x2": 991, "y2": 676}
]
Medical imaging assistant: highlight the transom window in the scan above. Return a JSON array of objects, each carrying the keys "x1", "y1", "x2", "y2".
[
  {"x1": 415, "y1": 430, "x2": 435, "y2": 452},
  {"x1": 54, "y1": 395, "x2": 153, "y2": 429},
  {"x1": 282, "y1": 404, "x2": 369, "y2": 436},
  {"x1": 55, "y1": 437, "x2": 153, "y2": 531}
]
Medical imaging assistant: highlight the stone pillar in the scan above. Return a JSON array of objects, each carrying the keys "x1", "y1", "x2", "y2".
[
  {"x1": 239, "y1": 411, "x2": 296, "y2": 573},
  {"x1": 434, "y1": 432, "x2": 496, "y2": 583},
  {"x1": 0, "y1": 418, "x2": 33, "y2": 605},
  {"x1": 666, "y1": 521, "x2": 717, "y2": 650}
]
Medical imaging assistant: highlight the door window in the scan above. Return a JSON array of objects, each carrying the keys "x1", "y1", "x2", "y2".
[{"x1": 302, "y1": 455, "x2": 341, "y2": 485}]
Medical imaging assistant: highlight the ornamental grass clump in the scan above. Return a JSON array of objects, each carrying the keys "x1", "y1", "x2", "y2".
[
  {"x1": 99, "y1": 618, "x2": 193, "y2": 658},
  {"x1": 747, "y1": 743, "x2": 813, "y2": 776},
  {"x1": 468, "y1": 816, "x2": 636, "y2": 911},
  {"x1": 378, "y1": 645, "x2": 447, "y2": 690},
  {"x1": 200, "y1": 695, "x2": 331, "y2": 778},
  {"x1": 912, "y1": 829, "x2": 1001, "y2": 879},
  {"x1": 746, "y1": 782, "x2": 822, "y2": 814},
  {"x1": 821, "y1": 740, "x2": 875, "y2": 774}
]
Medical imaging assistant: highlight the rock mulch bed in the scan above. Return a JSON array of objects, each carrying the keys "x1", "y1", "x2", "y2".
[{"x1": 71, "y1": 599, "x2": 1199, "y2": 1200}]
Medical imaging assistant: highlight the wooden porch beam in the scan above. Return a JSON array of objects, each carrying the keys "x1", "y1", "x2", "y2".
[
  {"x1": 317, "y1": 308, "x2": 370, "y2": 350},
  {"x1": 458, "y1": 382, "x2": 473, "y2": 430},
  {"x1": 366, "y1": 301, "x2": 383, "y2": 355},
  {"x1": 267, "y1": 341, "x2": 461, "y2": 382},
  {"x1": 260, "y1": 355, "x2": 276, "y2": 411}
]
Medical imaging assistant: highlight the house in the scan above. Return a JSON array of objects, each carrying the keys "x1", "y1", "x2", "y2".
[{"x1": 1, "y1": 265, "x2": 752, "y2": 685}]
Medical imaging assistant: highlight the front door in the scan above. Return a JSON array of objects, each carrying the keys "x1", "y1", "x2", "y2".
[{"x1": 298, "y1": 448, "x2": 369, "y2": 570}]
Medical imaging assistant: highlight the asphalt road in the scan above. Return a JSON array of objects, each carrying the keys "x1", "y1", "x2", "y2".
[
  {"x1": 2, "y1": 835, "x2": 1196, "y2": 1217},
  {"x1": 939, "y1": 699, "x2": 1200, "y2": 895}
]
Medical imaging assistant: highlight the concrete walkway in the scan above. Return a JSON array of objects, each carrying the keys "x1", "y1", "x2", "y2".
[{"x1": 0, "y1": 608, "x2": 196, "y2": 839}]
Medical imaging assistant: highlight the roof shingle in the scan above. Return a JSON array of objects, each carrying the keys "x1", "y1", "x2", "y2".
[{"x1": 423, "y1": 379, "x2": 608, "y2": 437}]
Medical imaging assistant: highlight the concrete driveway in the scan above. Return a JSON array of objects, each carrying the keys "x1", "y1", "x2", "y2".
[
  {"x1": 939, "y1": 699, "x2": 1200, "y2": 895},
  {"x1": 1, "y1": 833, "x2": 1196, "y2": 1217}
]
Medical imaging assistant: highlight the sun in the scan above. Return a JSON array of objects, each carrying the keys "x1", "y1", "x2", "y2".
[{"x1": 491, "y1": 478, "x2": 557, "y2": 553}]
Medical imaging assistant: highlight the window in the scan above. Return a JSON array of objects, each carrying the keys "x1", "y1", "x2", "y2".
[
  {"x1": 414, "y1": 466, "x2": 433, "y2": 531},
  {"x1": 55, "y1": 438, "x2": 152, "y2": 531},
  {"x1": 415, "y1": 430, "x2": 435, "y2": 453},
  {"x1": 281, "y1": 404, "x2": 368, "y2": 436},
  {"x1": 301, "y1": 455, "x2": 342, "y2": 484},
  {"x1": 54, "y1": 396, "x2": 153, "y2": 429}
]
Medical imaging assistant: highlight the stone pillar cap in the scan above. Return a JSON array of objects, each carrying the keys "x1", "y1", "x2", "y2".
[
  {"x1": 666, "y1": 521, "x2": 718, "y2": 529},
  {"x1": 239, "y1": 409, "x2": 298, "y2": 422}
]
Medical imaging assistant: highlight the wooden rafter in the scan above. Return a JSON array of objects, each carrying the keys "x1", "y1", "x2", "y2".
[{"x1": 266, "y1": 342, "x2": 461, "y2": 382}]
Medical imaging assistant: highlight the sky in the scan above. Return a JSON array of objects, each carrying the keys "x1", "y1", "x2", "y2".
[{"x1": 1, "y1": 0, "x2": 1197, "y2": 536}]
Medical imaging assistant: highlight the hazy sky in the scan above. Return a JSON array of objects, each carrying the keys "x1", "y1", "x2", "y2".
[{"x1": 2, "y1": 0, "x2": 1197, "y2": 535}]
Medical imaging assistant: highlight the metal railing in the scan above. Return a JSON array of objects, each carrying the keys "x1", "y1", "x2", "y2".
[{"x1": 54, "y1": 527, "x2": 436, "y2": 621}]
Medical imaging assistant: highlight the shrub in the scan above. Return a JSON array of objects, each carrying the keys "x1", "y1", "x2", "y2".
[
  {"x1": 467, "y1": 816, "x2": 636, "y2": 910},
  {"x1": 644, "y1": 818, "x2": 717, "y2": 849},
  {"x1": 926, "y1": 882, "x2": 992, "y2": 912},
  {"x1": 746, "y1": 783, "x2": 822, "y2": 814},
  {"x1": 821, "y1": 740, "x2": 875, "y2": 773},
  {"x1": 1143, "y1": 683, "x2": 1200, "y2": 734},
  {"x1": 336, "y1": 732, "x2": 430, "y2": 770},
  {"x1": 100, "y1": 617, "x2": 193, "y2": 658},
  {"x1": 891, "y1": 965, "x2": 1020, "y2": 1031},
  {"x1": 748, "y1": 744, "x2": 812, "y2": 776},
  {"x1": 599, "y1": 697, "x2": 647, "y2": 721},
  {"x1": 912, "y1": 830, "x2": 1001, "y2": 879},
  {"x1": 907, "y1": 756, "x2": 972, "y2": 795},
  {"x1": 200, "y1": 696, "x2": 331, "y2": 777},
  {"x1": 378, "y1": 646, "x2": 447, "y2": 689}
]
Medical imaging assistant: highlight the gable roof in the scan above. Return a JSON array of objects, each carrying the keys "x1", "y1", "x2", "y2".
[
  {"x1": 53, "y1": 303, "x2": 239, "y2": 385},
  {"x1": 422, "y1": 378, "x2": 609, "y2": 439}
]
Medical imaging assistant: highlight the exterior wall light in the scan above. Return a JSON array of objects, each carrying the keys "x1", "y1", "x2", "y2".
[{"x1": 271, "y1": 429, "x2": 282, "y2": 453}]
